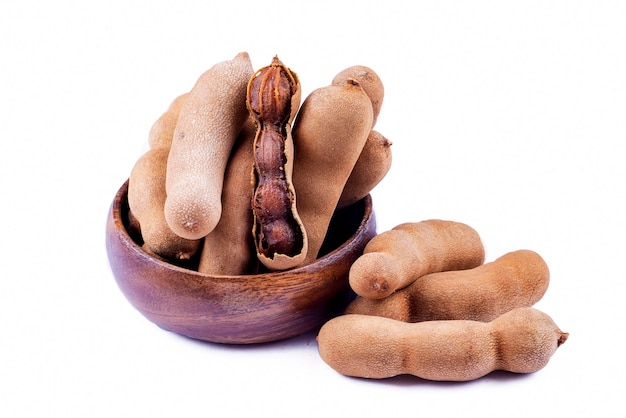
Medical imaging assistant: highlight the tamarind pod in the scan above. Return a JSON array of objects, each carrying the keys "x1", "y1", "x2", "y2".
[
  {"x1": 128, "y1": 147, "x2": 201, "y2": 261},
  {"x1": 165, "y1": 52, "x2": 254, "y2": 240},
  {"x1": 346, "y1": 249, "x2": 550, "y2": 322},
  {"x1": 247, "y1": 56, "x2": 308, "y2": 270},
  {"x1": 337, "y1": 130, "x2": 392, "y2": 209},
  {"x1": 333, "y1": 67, "x2": 388, "y2": 208},
  {"x1": 332, "y1": 65, "x2": 384, "y2": 127},
  {"x1": 148, "y1": 93, "x2": 189, "y2": 149},
  {"x1": 126, "y1": 203, "x2": 142, "y2": 240},
  {"x1": 292, "y1": 80, "x2": 374, "y2": 265},
  {"x1": 349, "y1": 220, "x2": 485, "y2": 299},
  {"x1": 317, "y1": 307, "x2": 568, "y2": 381},
  {"x1": 198, "y1": 117, "x2": 258, "y2": 275}
]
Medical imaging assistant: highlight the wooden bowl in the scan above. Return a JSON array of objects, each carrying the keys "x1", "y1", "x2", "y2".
[{"x1": 105, "y1": 180, "x2": 377, "y2": 344}]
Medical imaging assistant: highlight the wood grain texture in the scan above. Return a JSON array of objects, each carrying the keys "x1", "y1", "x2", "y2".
[{"x1": 106, "y1": 180, "x2": 376, "y2": 344}]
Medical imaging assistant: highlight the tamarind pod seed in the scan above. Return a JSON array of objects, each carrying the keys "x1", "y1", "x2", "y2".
[
  {"x1": 165, "y1": 52, "x2": 254, "y2": 240},
  {"x1": 247, "y1": 56, "x2": 308, "y2": 271}
]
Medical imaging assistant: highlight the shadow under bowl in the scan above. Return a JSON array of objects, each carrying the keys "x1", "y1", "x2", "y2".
[{"x1": 105, "y1": 180, "x2": 376, "y2": 344}]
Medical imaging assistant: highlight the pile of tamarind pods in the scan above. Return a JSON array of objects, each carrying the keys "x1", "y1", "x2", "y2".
[
  {"x1": 317, "y1": 219, "x2": 569, "y2": 381},
  {"x1": 127, "y1": 52, "x2": 391, "y2": 274},
  {"x1": 125, "y1": 51, "x2": 568, "y2": 382}
]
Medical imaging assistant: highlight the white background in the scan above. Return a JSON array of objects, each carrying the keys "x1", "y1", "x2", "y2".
[{"x1": 1, "y1": 1, "x2": 624, "y2": 417}]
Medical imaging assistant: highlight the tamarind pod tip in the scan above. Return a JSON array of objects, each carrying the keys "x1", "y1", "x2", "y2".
[{"x1": 348, "y1": 252, "x2": 402, "y2": 299}]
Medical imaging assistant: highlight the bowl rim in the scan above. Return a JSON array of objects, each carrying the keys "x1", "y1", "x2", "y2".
[{"x1": 110, "y1": 179, "x2": 375, "y2": 281}]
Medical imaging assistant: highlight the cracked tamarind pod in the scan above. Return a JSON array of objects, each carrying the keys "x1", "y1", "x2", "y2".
[
  {"x1": 292, "y1": 79, "x2": 373, "y2": 265},
  {"x1": 164, "y1": 52, "x2": 253, "y2": 240},
  {"x1": 247, "y1": 56, "x2": 308, "y2": 271}
]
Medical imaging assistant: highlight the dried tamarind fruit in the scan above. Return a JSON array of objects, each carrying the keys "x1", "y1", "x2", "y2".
[
  {"x1": 337, "y1": 130, "x2": 392, "y2": 209},
  {"x1": 128, "y1": 147, "x2": 201, "y2": 261},
  {"x1": 247, "y1": 56, "x2": 308, "y2": 270},
  {"x1": 317, "y1": 307, "x2": 568, "y2": 381},
  {"x1": 165, "y1": 52, "x2": 253, "y2": 240},
  {"x1": 148, "y1": 93, "x2": 188, "y2": 149},
  {"x1": 198, "y1": 117, "x2": 258, "y2": 275},
  {"x1": 292, "y1": 79, "x2": 373, "y2": 264},
  {"x1": 332, "y1": 65, "x2": 384, "y2": 127},
  {"x1": 346, "y1": 249, "x2": 550, "y2": 322},
  {"x1": 349, "y1": 220, "x2": 485, "y2": 299}
]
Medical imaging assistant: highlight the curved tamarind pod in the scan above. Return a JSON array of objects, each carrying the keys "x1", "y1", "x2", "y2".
[
  {"x1": 148, "y1": 92, "x2": 188, "y2": 149},
  {"x1": 332, "y1": 65, "x2": 384, "y2": 127},
  {"x1": 346, "y1": 250, "x2": 550, "y2": 322},
  {"x1": 198, "y1": 117, "x2": 258, "y2": 275},
  {"x1": 128, "y1": 147, "x2": 201, "y2": 261},
  {"x1": 337, "y1": 130, "x2": 392, "y2": 209},
  {"x1": 165, "y1": 52, "x2": 253, "y2": 240},
  {"x1": 333, "y1": 66, "x2": 389, "y2": 209},
  {"x1": 317, "y1": 307, "x2": 568, "y2": 381},
  {"x1": 292, "y1": 80, "x2": 374, "y2": 264},
  {"x1": 349, "y1": 220, "x2": 485, "y2": 299},
  {"x1": 247, "y1": 56, "x2": 308, "y2": 270}
]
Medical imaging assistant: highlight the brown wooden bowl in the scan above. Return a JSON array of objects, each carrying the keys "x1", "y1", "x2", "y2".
[{"x1": 105, "y1": 180, "x2": 376, "y2": 344}]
